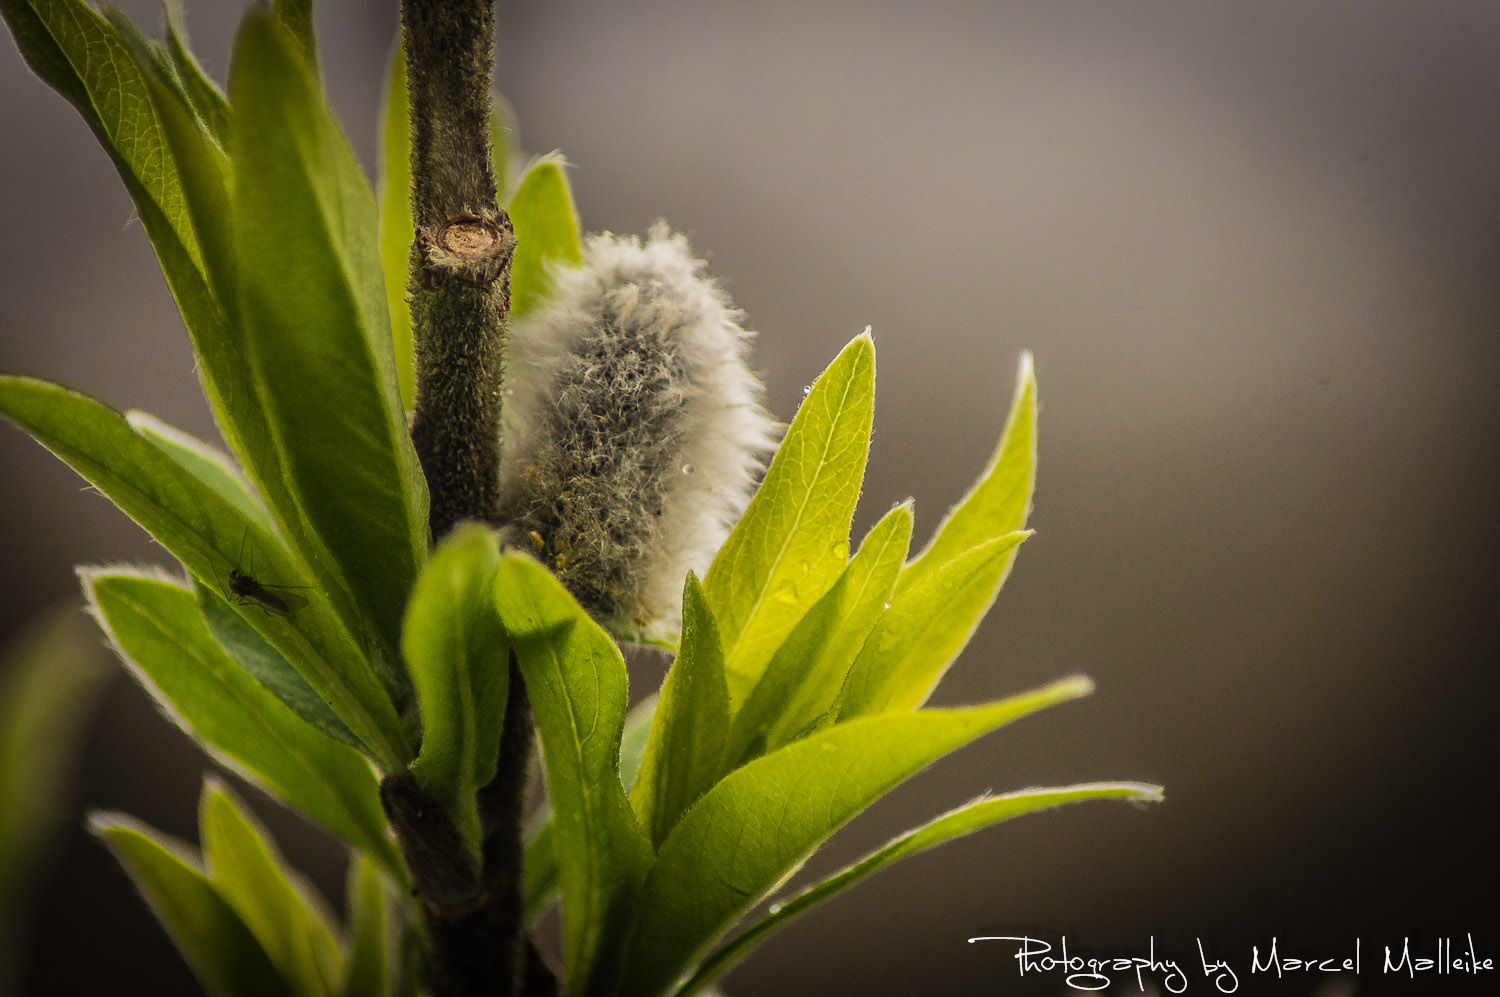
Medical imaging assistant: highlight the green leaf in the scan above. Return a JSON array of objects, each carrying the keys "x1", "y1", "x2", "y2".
[
  {"x1": 0, "y1": 606, "x2": 108, "y2": 991},
  {"x1": 228, "y1": 8, "x2": 428, "y2": 661},
  {"x1": 616, "y1": 676, "x2": 1094, "y2": 997},
  {"x1": 376, "y1": 42, "x2": 415, "y2": 412},
  {"x1": 199, "y1": 780, "x2": 343, "y2": 997},
  {"x1": 0, "y1": 0, "x2": 256, "y2": 473},
  {"x1": 163, "y1": 0, "x2": 232, "y2": 146},
  {"x1": 704, "y1": 332, "x2": 875, "y2": 705},
  {"x1": 342, "y1": 853, "x2": 401, "y2": 997},
  {"x1": 138, "y1": 56, "x2": 233, "y2": 290},
  {"x1": 493, "y1": 553, "x2": 652, "y2": 991},
  {"x1": 631, "y1": 575, "x2": 730, "y2": 849},
  {"x1": 197, "y1": 582, "x2": 359, "y2": 750},
  {"x1": 404, "y1": 525, "x2": 509, "y2": 850},
  {"x1": 0, "y1": 376, "x2": 411, "y2": 769},
  {"x1": 91, "y1": 813, "x2": 295, "y2": 997},
  {"x1": 837, "y1": 531, "x2": 1030, "y2": 719},
  {"x1": 84, "y1": 571, "x2": 402, "y2": 877},
  {"x1": 130, "y1": 46, "x2": 263, "y2": 463},
  {"x1": 682, "y1": 782, "x2": 1165, "y2": 995},
  {"x1": 620, "y1": 693, "x2": 659, "y2": 794},
  {"x1": 271, "y1": 0, "x2": 316, "y2": 66},
  {"x1": 521, "y1": 819, "x2": 558, "y2": 926},
  {"x1": 523, "y1": 692, "x2": 657, "y2": 923},
  {"x1": 127, "y1": 411, "x2": 274, "y2": 537},
  {"x1": 0, "y1": 0, "x2": 201, "y2": 265},
  {"x1": 0, "y1": 0, "x2": 264, "y2": 486},
  {"x1": 505, "y1": 156, "x2": 582, "y2": 319},
  {"x1": 96, "y1": 6, "x2": 179, "y2": 101},
  {"x1": 898, "y1": 352, "x2": 1036, "y2": 595},
  {"x1": 727, "y1": 502, "x2": 912, "y2": 765},
  {"x1": 491, "y1": 93, "x2": 521, "y2": 203}
]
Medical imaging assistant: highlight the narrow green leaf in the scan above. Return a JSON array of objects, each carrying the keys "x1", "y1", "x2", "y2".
[
  {"x1": 97, "y1": 6, "x2": 180, "y2": 101},
  {"x1": 705, "y1": 332, "x2": 875, "y2": 705},
  {"x1": 84, "y1": 571, "x2": 402, "y2": 877},
  {"x1": 127, "y1": 46, "x2": 266, "y2": 481},
  {"x1": 523, "y1": 692, "x2": 657, "y2": 923},
  {"x1": 899, "y1": 352, "x2": 1037, "y2": 595},
  {"x1": 271, "y1": 0, "x2": 316, "y2": 66},
  {"x1": 131, "y1": 4, "x2": 386, "y2": 696},
  {"x1": 838, "y1": 531, "x2": 1030, "y2": 719},
  {"x1": 141, "y1": 19, "x2": 234, "y2": 287},
  {"x1": 197, "y1": 582, "x2": 359, "y2": 750},
  {"x1": 682, "y1": 782, "x2": 1165, "y2": 995},
  {"x1": 127, "y1": 411, "x2": 273, "y2": 537},
  {"x1": 404, "y1": 525, "x2": 508, "y2": 850},
  {"x1": 0, "y1": 607, "x2": 108, "y2": 993},
  {"x1": 0, "y1": 0, "x2": 262, "y2": 479},
  {"x1": 632, "y1": 575, "x2": 730, "y2": 849},
  {"x1": 0, "y1": 0, "x2": 201, "y2": 264},
  {"x1": 505, "y1": 156, "x2": 582, "y2": 319},
  {"x1": 494, "y1": 553, "x2": 652, "y2": 991},
  {"x1": 200, "y1": 780, "x2": 343, "y2": 997},
  {"x1": 728, "y1": 503, "x2": 912, "y2": 765},
  {"x1": 376, "y1": 41, "x2": 415, "y2": 412},
  {"x1": 0, "y1": 0, "x2": 216, "y2": 275},
  {"x1": 620, "y1": 692, "x2": 660, "y2": 794},
  {"x1": 0, "y1": 375, "x2": 411, "y2": 769},
  {"x1": 616, "y1": 676, "x2": 1094, "y2": 996},
  {"x1": 0, "y1": 0, "x2": 90, "y2": 110},
  {"x1": 163, "y1": 0, "x2": 232, "y2": 146},
  {"x1": 91, "y1": 813, "x2": 295, "y2": 997},
  {"x1": 229, "y1": 8, "x2": 428, "y2": 661},
  {"x1": 491, "y1": 93, "x2": 521, "y2": 203},
  {"x1": 521, "y1": 818, "x2": 558, "y2": 925},
  {"x1": 342, "y1": 853, "x2": 400, "y2": 997},
  {"x1": 1, "y1": 0, "x2": 280, "y2": 502}
]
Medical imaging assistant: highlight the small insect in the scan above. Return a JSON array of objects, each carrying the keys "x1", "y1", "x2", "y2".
[
  {"x1": 222, "y1": 531, "x2": 307, "y2": 615},
  {"x1": 226, "y1": 566, "x2": 307, "y2": 615}
]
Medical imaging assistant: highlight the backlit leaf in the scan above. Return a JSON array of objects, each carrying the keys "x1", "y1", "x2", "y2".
[
  {"x1": 494, "y1": 553, "x2": 652, "y2": 990},
  {"x1": 704, "y1": 332, "x2": 875, "y2": 705},
  {"x1": 617, "y1": 677, "x2": 1094, "y2": 995}
]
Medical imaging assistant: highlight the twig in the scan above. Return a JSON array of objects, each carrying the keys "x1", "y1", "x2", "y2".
[{"x1": 391, "y1": 1, "x2": 543, "y2": 993}]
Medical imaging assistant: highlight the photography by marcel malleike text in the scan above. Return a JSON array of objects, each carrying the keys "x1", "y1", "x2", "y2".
[{"x1": 967, "y1": 932, "x2": 1493, "y2": 992}]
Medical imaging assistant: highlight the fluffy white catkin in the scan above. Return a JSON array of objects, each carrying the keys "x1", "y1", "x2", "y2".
[{"x1": 497, "y1": 224, "x2": 777, "y2": 633}]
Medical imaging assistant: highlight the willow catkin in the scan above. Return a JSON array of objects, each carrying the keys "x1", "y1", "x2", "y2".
[{"x1": 497, "y1": 224, "x2": 776, "y2": 632}]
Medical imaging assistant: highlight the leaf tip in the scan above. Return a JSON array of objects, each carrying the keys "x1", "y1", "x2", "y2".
[
  {"x1": 495, "y1": 547, "x2": 543, "y2": 576},
  {"x1": 86, "y1": 809, "x2": 132, "y2": 840},
  {"x1": 830, "y1": 329, "x2": 876, "y2": 380},
  {"x1": 1017, "y1": 349, "x2": 1035, "y2": 383},
  {"x1": 1052, "y1": 674, "x2": 1095, "y2": 701},
  {"x1": 1131, "y1": 783, "x2": 1166, "y2": 805},
  {"x1": 1013, "y1": 351, "x2": 1038, "y2": 414}
]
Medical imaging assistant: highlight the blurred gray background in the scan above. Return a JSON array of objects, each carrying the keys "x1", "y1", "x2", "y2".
[{"x1": 3, "y1": 1, "x2": 1497, "y2": 994}]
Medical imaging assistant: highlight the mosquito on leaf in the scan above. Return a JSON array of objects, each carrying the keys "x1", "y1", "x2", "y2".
[{"x1": 220, "y1": 530, "x2": 308, "y2": 615}]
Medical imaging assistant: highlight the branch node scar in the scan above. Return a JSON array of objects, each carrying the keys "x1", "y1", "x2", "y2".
[{"x1": 438, "y1": 216, "x2": 498, "y2": 259}]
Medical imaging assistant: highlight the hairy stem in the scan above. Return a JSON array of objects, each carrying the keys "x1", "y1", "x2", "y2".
[
  {"x1": 394, "y1": 1, "x2": 542, "y2": 994},
  {"x1": 405, "y1": 0, "x2": 514, "y2": 539}
]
